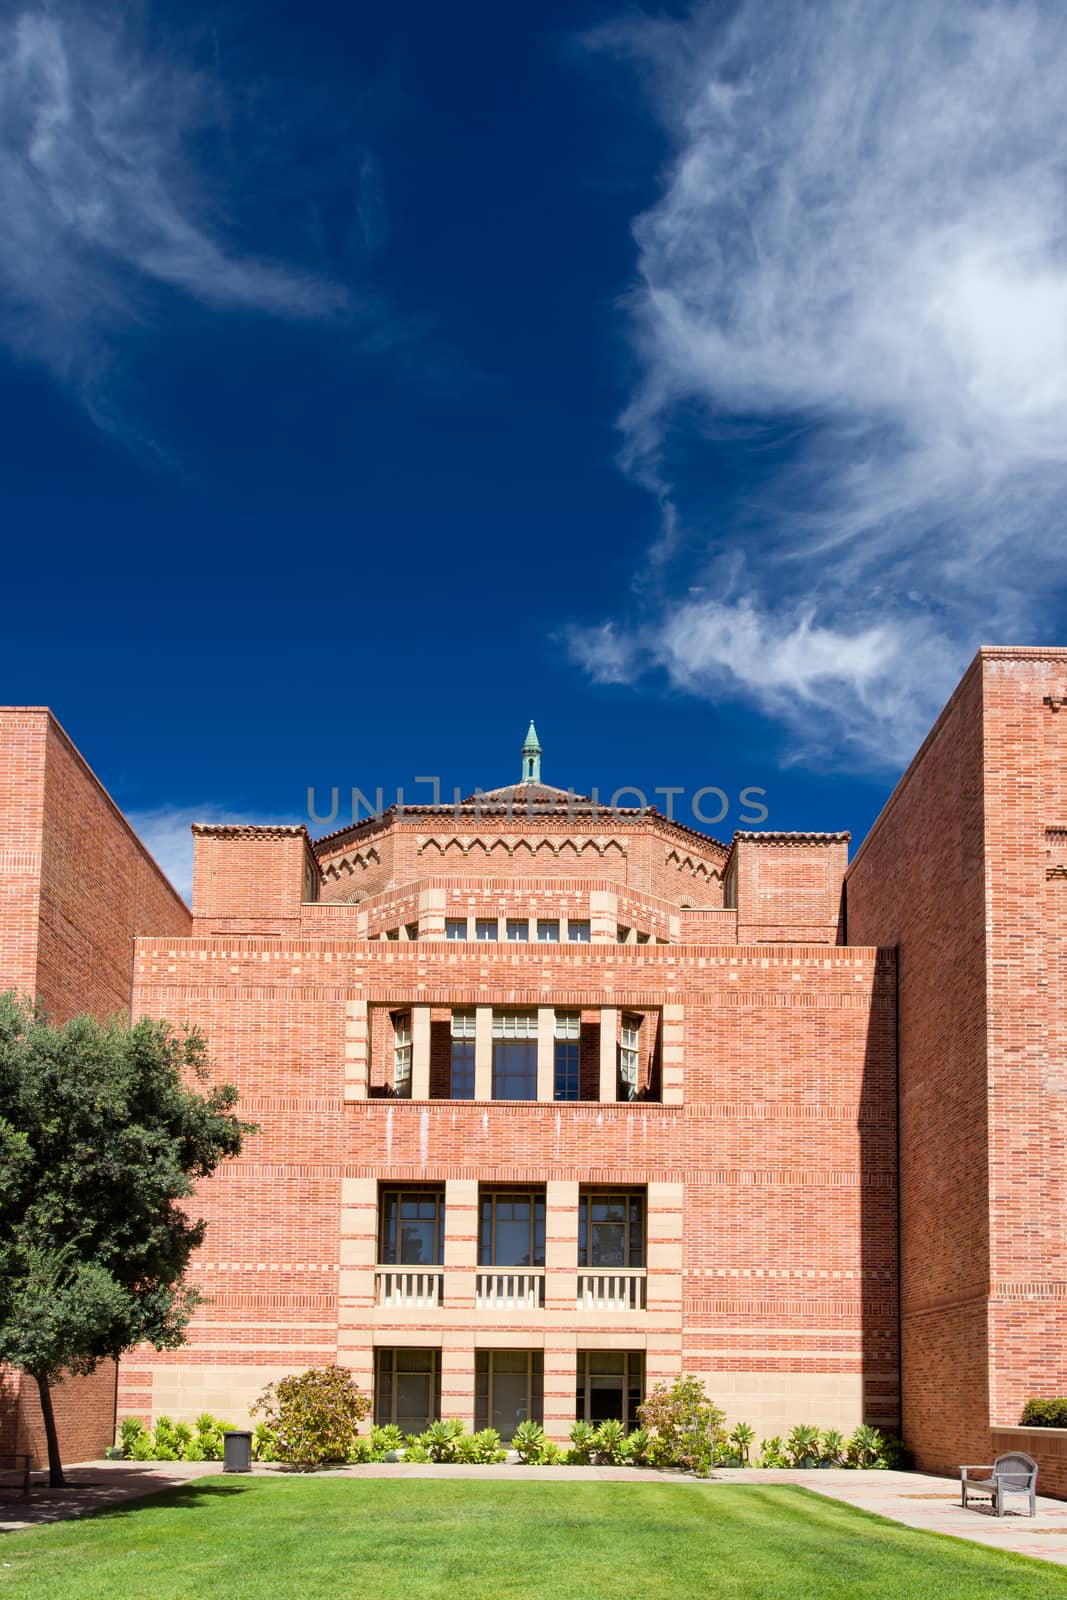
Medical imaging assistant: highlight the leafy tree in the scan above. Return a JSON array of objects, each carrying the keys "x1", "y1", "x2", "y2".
[
  {"x1": 0, "y1": 993, "x2": 252, "y2": 1486},
  {"x1": 637, "y1": 1375, "x2": 727, "y2": 1476},
  {"x1": 252, "y1": 1365, "x2": 371, "y2": 1467}
]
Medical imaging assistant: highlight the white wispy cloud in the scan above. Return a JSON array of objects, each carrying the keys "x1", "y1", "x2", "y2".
[
  {"x1": 574, "y1": 0, "x2": 1067, "y2": 764},
  {"x1": 0, "y1": 5, "x2": 345, "y2": 408},
  {"x1": 126, "y1": 804, "x2": 300, "y2": 903}
]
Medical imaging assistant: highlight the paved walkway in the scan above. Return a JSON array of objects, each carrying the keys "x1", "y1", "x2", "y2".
[{"x1": 4, "y1": 1459, "x2": 1067, "y2": 1566}]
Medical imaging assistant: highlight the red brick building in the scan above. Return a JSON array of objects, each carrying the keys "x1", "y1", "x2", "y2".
[{"x1": 2, "y1": 648, "x2": 1066, "y2": 1478}]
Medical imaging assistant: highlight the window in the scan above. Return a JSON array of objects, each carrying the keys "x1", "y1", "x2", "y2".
[
  {"x1": 445, "y1": 918, "x2": 467, "y2": 941},
  {"x1": 491, "y1": 1011, "x2": 537, "y2": 1100},
  {"x1": 392, "y1": 1011, "x2": 412, "y2": 1098},
  {"x1": 375, "y1": 1348, "x2": 440, "y2": 1433},
  {"x1": 506, "y1": 919, "x2": 529, "y2": 942},
  {"x1": 450, "y1": 1010, "x2": 476, "y2": 1100},
  {"x1": 476, "y1": 919, "x2": 499, "y2": 942},
  {"x1": 537, "y1": 920, "x2": 559, "y2": 942},
  {"x1": 617, "y1": 926, "x2": 631, "y2": 944},
  {"x1": 578, "y1": 1189, "x2": 645, "y2": 1268},
  {"x1": 405, "y1": 922, "x2": 419, "y2": 942},
  {"x1": 567, "y1": 920, "x2": 591, "y2": 942},
  {"x1": 478, "y1": 1190, "x2": 545, "y2": 1267},
  {"x1": 554, "y1": 1011, "x2": 580, "y2": 1102},
  {"x1": 619, "y1": 1014, "x2": 641, "y2": 1102},
  {"x1": 636, "y1": 932, "x2": 650, "y2": 945},
  {"x1": 576, "y1": 1351, "x2": 644, "y2": 1429},
  {"x1": 379, "y1": 1188, "x2": 445, "y2": 1265},
  {"x1": 475, "y1": 1351, "x2": 543, "y2": 1442},
  {"x1": 385, "y1": 929, "x2": 399, "y2": 942}
]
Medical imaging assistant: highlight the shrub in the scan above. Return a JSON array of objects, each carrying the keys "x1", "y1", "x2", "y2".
[
  {"x1": 118, "y1": 1417, "x2": 146, "y2": 1456},
  {"x1": 129, "y1": 1433, "x2": 156, "y2": 1461},
  {"x1": 568, "y1": 1421, "x2": 597, "y2": 1465},
  {"x1": 846, "y1": 1425, "x2": 884, "y2": 1468},
  {"x1": 252, "y1": 1365, "x2": 371, "y2": 1469},
  {"x1": 512, "y1": 1421, "x2": 547, "y2": 1464},
  {"x1": 370, "y1": 1424, "x2": 404, "y2": 1457},
  {"x1": 875, "y1": 1432, "x2": 911, "y2": 1470},
  {"x1": 638, "y1": 1376, "x2": 726, "y2": 1477},
  {"x1": 727, "y1": 1422, "x2": 755, "y2": 1465},
  {"x1": 404, "y1": 1441, "x2": 431, "y2": 1463},
  {"x1": 252, "y1": 1422, "x2": 277, "y2": 1463},
  {"x1": 422, "y1": 1419, "x2": 464, "y2": 1462},
  {"x1": 786, "y1": 1424, "x2": 821, "y2": 1468},
  {"x1": 758, "y1": 1435, "x2": 788, "y2": 1468},
  {"x1": 539, "y1": 1439, "x2": 564, "y2": 1465},
  {"x1": 819, "y1": 1429, "x2": 845, "y2": 1466},
  {"x1": 623, "y1": 1427, "x2": 652, "y2": 1466},
  {"x1": 183, "y1": 1438, "x2": 209, "y2": 1462},
  {"x1": 1021, "y1": 1398, "x2": 1067, "y2": 1427},
  {"x1": 593, "y1": 1418, "x2": 627, "y2": 1465}
]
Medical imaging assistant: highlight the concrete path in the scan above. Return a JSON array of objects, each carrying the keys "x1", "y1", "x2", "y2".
[{"x1": 4, "y1": 1459, "x2": 1067, "y2": 1567}]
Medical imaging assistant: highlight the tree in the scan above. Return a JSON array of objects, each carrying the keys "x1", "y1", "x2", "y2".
[{"x1": 0, "y1": 993, "x2": 253, "y2": 1486}]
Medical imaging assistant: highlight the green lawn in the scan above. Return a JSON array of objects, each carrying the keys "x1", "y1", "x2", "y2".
[{"x1": 2, "y1": 1478, "x2": 1065, "y2": 1600}]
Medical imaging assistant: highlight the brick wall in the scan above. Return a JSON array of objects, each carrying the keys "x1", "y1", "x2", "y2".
[
  {"x1": 14, "y1": 1365, "x2": 118, "y2": 1470},
  {"x1": 0, "y1": 708, "x2": 189, "y2": 1463}
]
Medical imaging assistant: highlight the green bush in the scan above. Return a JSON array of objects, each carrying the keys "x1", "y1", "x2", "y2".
[
  {"x1": 758, "y1": 1435, "x2": 788, "y2": 1468},
  {"x1": 638, "y1": 1375, "x2": 726, "y2": 1477},
  {"x1": 727, "y1": 1422, "x2": 755, "y2": 1465},
  {"x1": 1021, "y1": 1397, "x2": 1067, "y2": 1427},
  {"x1": 593, "y1": 1418, "x2": 627, "y2": 1465},
  {"x1": 846, "y1": 1425, "x2": 884, "y2": 1468},
  {"x1": 404, "y1": 1441, "x2": 431, "y2": 1463},
  {"x1": 539, "y1": 1439, "x2": 564, "y2": 1465},
  {"x1": 512, "y1": 1421, "x2": 547, "y2": 1464},
  {"x1": 623, "y1": 1426, "x2": 652, "y2": 1466},
  {"x1": 568, "y1": 1420, "x2": 597, "y2": 1465},
  {"x1": 786, "y1": 1423, "x2": 820, "y2": 1467},
  {"x1": 370, "y1": 1424, "x2": 404, "y2": 1457},
  {"x1": 819, "y1": 1429, "x2": 845, "y2": 1466},
  {"x1": 252, "y1": 1365, "x2": 371, "y2": 1469},
  {"x1": 252, "y1": 1422, "x2": 277, "y2": 1463},
  {"x1": 875, "y1": 1432, "x2": 911, "y2": 1470},
  {"x1": 129, "y1": 1433, "x2": 156, "y2": 1461}
]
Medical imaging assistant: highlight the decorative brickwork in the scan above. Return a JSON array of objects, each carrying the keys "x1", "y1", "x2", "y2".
[{"x1": 3, "y1": 671, "x2": 1064, "y2": 1471}]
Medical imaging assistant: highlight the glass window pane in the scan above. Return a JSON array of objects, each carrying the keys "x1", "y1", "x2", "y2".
[
  {"x1": 537, "y1": 921, "x2": 559, "y2": 942},
  {"x1": 451, "y1": 1039, "x2": 475, "y2": 1099},
  {"x1": 506, "y1": 920, "x2": 529, "y2": 941},
  {"x1": 445, "y1": 919, "x2": 467, "y2": 940},
  {"x1": 476, "y1": 919, "x2": 498, "y2": 941},
  {"x1": 493, "y1": 1039, "x2": 537, "y2": 1100},
  {"x1": 568, "y1": 921, "x2": 591, "y2": 942}
]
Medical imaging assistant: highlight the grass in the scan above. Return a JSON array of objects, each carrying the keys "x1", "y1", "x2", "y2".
[{"x1": 2, "y1": 1478, "x2": 1066, "y2": 1600}]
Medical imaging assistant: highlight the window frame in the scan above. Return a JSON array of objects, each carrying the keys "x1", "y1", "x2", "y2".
[
  {"x1": 392, "y1": 1009, "x2": 412, "y2": 1098},
  {"x1": 378, "y1": 1187, "x2": 446, "y2": 1266},
  {"x1": 491, "y1": 1010, "x2": 538, "y2": 1101},
  {"x1": 577, "y1": 1188, "x2": 646, "y2": 1269},
  {"x1": 475, "y1": 918, "x2": 499, "y2": 942},
  {"x1": 475, "y1": 1350, "x2": 544, "y2": 1442},
  {"x1": 575, "y1": 1350, "x2": 644, "y2": 1430},
  {"x1": 478, "y1": 1189, "x2": 546, "y2": 1267},
  {"x1": 567, "y1": 920, "x2": 591, "y2": 943},
  {"x1": 536, "y1": 920, "x2": 560, "y2": 943},
  {"x1": 375, "y1": 1347, "x2": 441, "y2": 1432},
  {"x1": 553, "y1": 1010, "x2": 580, "y2": 1102},
  {"x1": 445, "y1": 918, "x2": 468, "y2": 941},
  {"x1": 450, "y1": 1009, "x2": 476, "y2": 1099}
]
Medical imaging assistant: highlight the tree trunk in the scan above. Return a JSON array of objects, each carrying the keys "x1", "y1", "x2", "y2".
[{"x1": 34, "y1": 1372, "x2": 65, "y2": 1488}]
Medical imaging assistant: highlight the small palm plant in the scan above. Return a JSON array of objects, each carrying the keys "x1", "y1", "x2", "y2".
[
  {"x1": 759, "y1": 1435, "x2": 788, "y2": 1468},
  {"x1": 423, "y1": 1420, "x2": 461, "y2": 1462},
  {"x1": 569, "y1": 1420, "x2": 597, "y2": 1464},
  {"x1": 819, "y1": 1428, "x2": 844, "y2": 1467},
  {"x1": 593, "y1": 1418, "x2": 627, "y2": 1464},
  {"x1": 623, "y1": 1426, "x2": 652, "y2": 1466},
  {"x1": 786, "y1": 1423, "x2": 821, "y2": 1467},
  {"x1": 847, "y1": 1425, "x2": 884, "y2": 1468},
  {"x1": 512, "y1": 1420, "x2": 546, "y2": 1464},
  {"x1": 727, "y1": 1421, "x2": 755, "y2": 1465}
]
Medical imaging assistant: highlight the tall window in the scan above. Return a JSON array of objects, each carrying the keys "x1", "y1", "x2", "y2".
[
  {"x1": 379, "y1": 1189, "x2": 445, "y2": 1265},
  {"x1": 392, "y1": 1011, "x2": 412, "y2": 1098},
  {"x1": 576, "y1": 1351, "x2": 644, "y2": 1428},
  {"x1": 445, "y1": 918, "x2": 467, "y2": 941},
  {"x1": 476, "y1": 918, "x2": 498, "y2": 942},
  {"x1": 475, "y1": 1351, "x2": 543, "y2": 1442},
  {"x1": 405, "y1": 922, "x2": 419, "y2": 942},
  {"x1": 554, "y1": 1011, "x2": 580, "y2": 1102},
  {"x1": 375, "y1": 1348, "x2": 440, "y2": 1434},
  {"x1": 619, "y1": 1014, "x2": 641, "y2": 1102},
  {"x1": 578, "y1": 1190, "x2": 645, "y2": 1268},
  {"x1": 450, "y1": 1010, "x2": 476, "y2": 1099},
  {"x1": 478, "y1": 1190, "x2": 545, "y2": 1267},
  {"x1": 492, "y1": 1011, "x2": 537, "y2": 1100},
  {"x1": 537, "y1": 920, "x2": 559, "y2": 942},
  {"x1": 567, "y1": 920, "x2": 591, "y2": 942},
  {"x1": 617, "y1": 926, "x2": 631, "y2": 944},
  {"x1": 506, "y1": 919, "x2": 529, "y2": 942}
]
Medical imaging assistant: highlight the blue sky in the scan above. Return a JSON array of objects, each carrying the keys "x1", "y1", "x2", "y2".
[{"x1": 3, "y1": 0, "x2": 1066, "y2": 897}]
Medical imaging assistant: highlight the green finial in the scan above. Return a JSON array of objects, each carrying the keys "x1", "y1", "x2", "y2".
[{"x1": 521, "y1": 720, "x2": 542, "y2": 784}]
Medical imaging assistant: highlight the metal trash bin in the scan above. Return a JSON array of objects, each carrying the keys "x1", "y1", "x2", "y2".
[{"x1": 222, "y1": 1430, "x2": 253, "y2": 1473}]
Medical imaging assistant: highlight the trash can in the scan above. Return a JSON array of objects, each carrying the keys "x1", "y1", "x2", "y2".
[{"x1": 222, "y1": 1430, "x2": 253, "y2": 1473}]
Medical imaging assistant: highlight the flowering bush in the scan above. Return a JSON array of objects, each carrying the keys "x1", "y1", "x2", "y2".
[{"x1": 252, "y1": 1365, "x2": 370, "y2": 1468}]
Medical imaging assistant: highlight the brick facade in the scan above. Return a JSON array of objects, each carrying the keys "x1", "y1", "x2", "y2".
[
  {"x1": 1, "y1": 659, "x2": 1064, "y2": 1469},
  {"x1": 0, "y1": 709, "x2": 190, "y2": 1467}
]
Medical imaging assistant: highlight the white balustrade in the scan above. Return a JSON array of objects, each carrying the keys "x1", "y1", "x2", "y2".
[
  {"x1": 375, "y1": 1269, "x2": 444, "y2": 1309},
  {"x1": 576, "y1": 1270, "x2": 646, "y2": 1312},
  {"x1": 475, "y1": 1270, "x2": 545, "y2": 1310}
]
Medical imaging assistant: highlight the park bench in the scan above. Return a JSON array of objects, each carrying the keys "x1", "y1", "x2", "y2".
[
  {"x1": 960, "y1": 1452, "x2": 1038, "y2": 1517},
  {"x1": 0, "y1": 1454, "x2": 31, "y2": 1499}
]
